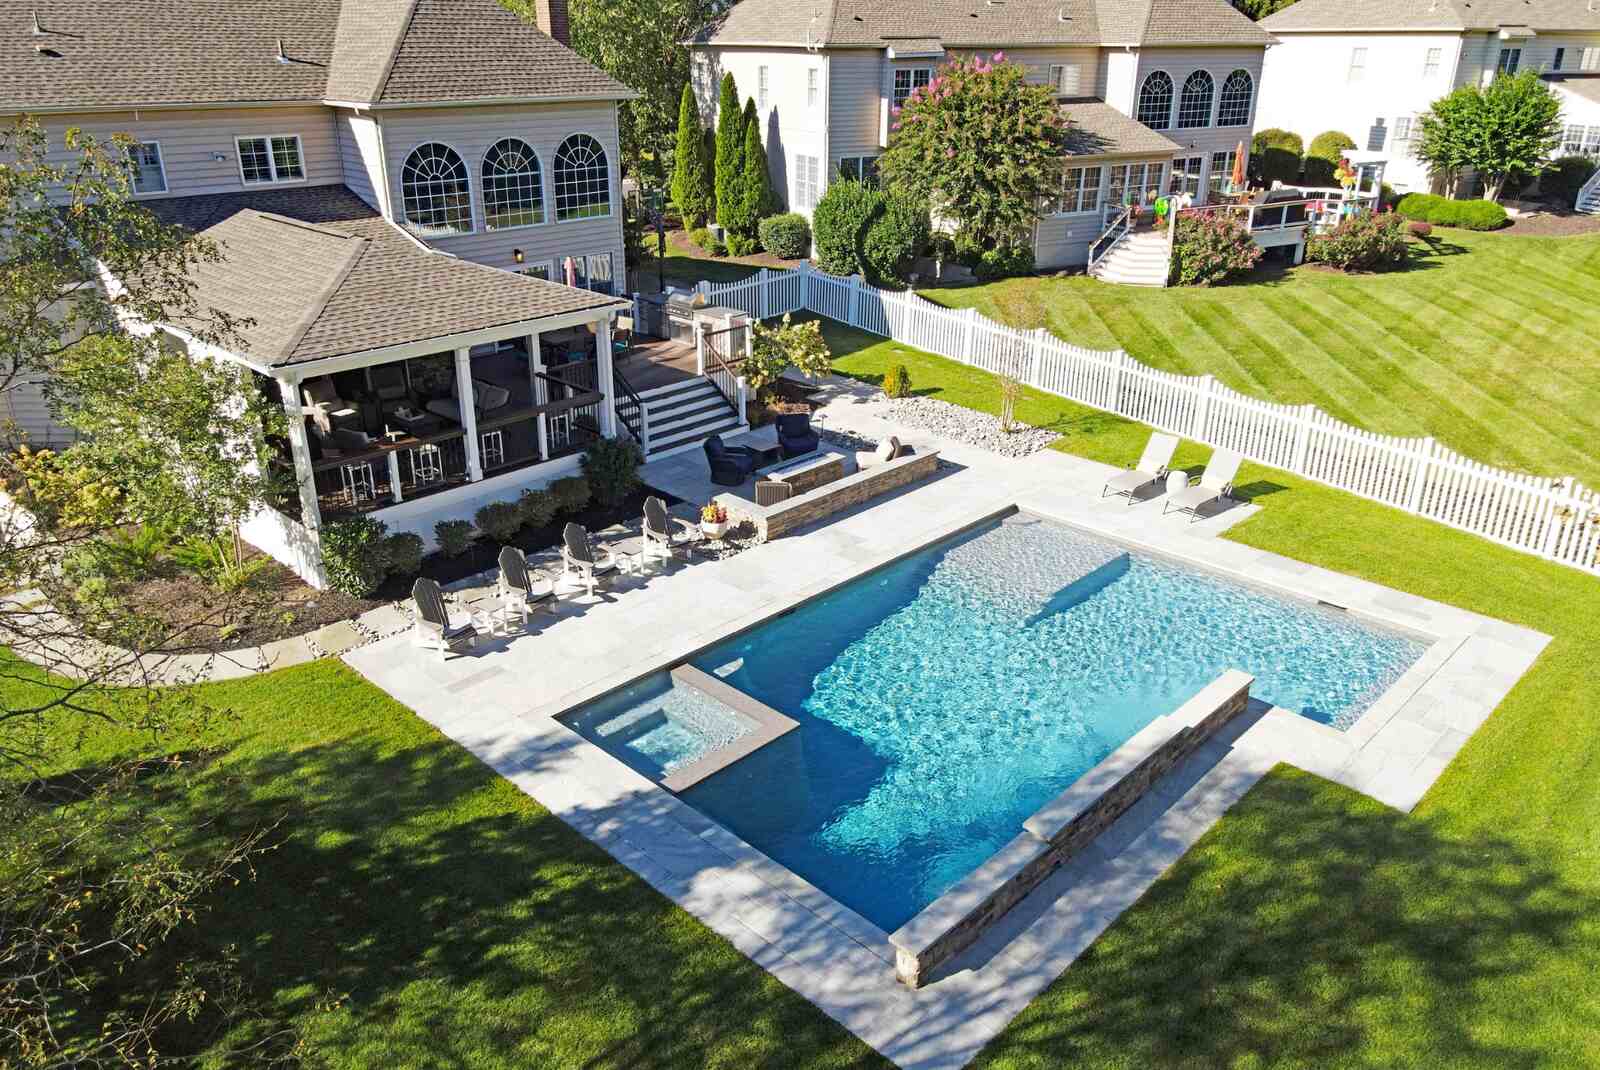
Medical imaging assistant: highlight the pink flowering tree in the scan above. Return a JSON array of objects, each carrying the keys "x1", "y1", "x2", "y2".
[{"x1": 878, "y1": 53, "x2": 1068, "y2": 260}]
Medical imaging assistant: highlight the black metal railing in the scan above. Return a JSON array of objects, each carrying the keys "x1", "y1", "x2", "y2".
[
  {"x1": 314, "y1": 429, "x2": 470, "y2": 520},
  {"x1": 612, "y1": 364, "x2": 645, "y2": 446}
]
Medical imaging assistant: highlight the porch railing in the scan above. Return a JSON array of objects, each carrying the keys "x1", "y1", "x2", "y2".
[
  {"x1": 698, "y1": 322, "x2": 748, "y2": 418},
  {"x1": 1088, "y1": 205, "x2": 1135, "y2": 271},
  {"x1": 312, "y1": 428, "x2": 470, "y2": 519},
  {"x1": 611, "y1": 364, "x2": 647, "y2": 448}
]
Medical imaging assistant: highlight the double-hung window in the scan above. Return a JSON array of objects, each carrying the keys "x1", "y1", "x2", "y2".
[
  {"x1": 1167, "y1": 155, "x2": 1203, "y2": 196},
  {"x1": 1048, "y1": 63, "x2": 1080, "y2": 95},
  {"x1": 838, "y1": 155, "x2": 880, "y2": 186},
  {"x1": 126, "y1": 141, "x2": 167, "y2": 194},
  {"x1": 1497, "y1": 47, "x2": 1521, "y2": 75},
  {"x1": 1423, "y1": 47, "x2": 1442, "y2": 78},
  {"x1": 1208, "y1": 151, "x2": 1238, "y2": 197},
  {"x1": 794, "y1": 154, "x2": 821, "y2": 209},
  {"x1": 1553, "y1": 47, "x2": 1566, "y2": 71},
  {"x1": 1348, "y1": 47, "x2": 1367, "y2": 82},
  {"x1": 1053, "y1": 165, "x2": 1102, "y2": 214},
  {"x1": 893, "y1": 67, "x2": 932, "y2": 108},
  {"x1": 237, "y1": 135, "x2": 305, "y2": 184},
  {"x1": 1582, "y1": 47, "x2": 1600, "y2": 71},
  {"x1": 807, "y1": 68, "x2": 819, "y2": 108}
]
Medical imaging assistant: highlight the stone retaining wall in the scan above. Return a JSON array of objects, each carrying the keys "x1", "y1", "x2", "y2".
[
  {"x1": 721, "y1": 450, "x2": 940, "y2": 542},
  {"x1": 889, "y1": 670, "x2": 1255, "y2": 988}
]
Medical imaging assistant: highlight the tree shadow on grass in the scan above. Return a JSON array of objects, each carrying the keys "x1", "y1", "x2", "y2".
[
  {"x1": 75, "y1": 728, "x2": 887, "y2": 1070},
  {"x1": 967, "y1": 766, "x2": 1593, "y2": 1070}
]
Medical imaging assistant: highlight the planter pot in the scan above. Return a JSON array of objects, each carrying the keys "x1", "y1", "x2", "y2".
[{"x1": 701, "y1": 520, "x2": 728, "y2": 540}]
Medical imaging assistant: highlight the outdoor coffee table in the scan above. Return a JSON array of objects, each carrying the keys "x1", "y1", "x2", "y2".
[
  {"x1": 467, "y1": 597, "x2": 516, "y2": 636},
  {"x1": 726, "y1": 424, "x2": 783, "y2": 467}
]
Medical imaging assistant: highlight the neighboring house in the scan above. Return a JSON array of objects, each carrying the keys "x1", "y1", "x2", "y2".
[
  {"x1": 687, "y1": 0, "x2": 1274, "y2": 269},
  {"x1": 0, "y1": 0, "x2": 655, "y2": 587},
  {"x1": 1257, "y1": 0, "x2": 1600, "y2": 196}
]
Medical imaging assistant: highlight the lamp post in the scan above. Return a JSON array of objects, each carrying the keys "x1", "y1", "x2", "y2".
[{"x1": 645, "y1": 187, "x2": 668, "y2": 295}]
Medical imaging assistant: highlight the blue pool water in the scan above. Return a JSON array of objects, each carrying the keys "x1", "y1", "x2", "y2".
[
  {"x1": 562, "y1": 674, "x2": 753, "y2": 782},
  {"x1": 678, "y1": 514, "x2": 1425, "y2": 931}
]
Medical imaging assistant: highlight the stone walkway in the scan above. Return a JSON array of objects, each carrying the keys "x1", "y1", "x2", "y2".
[{"x1": 343, "y1": 375, "x2": 1548, "y2": 1070}]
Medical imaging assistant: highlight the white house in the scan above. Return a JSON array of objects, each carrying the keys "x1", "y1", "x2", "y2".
[
  {"x1": 687, "y1": 0, "x2": 1275, "y2": 269},
  {"x1": 1256, "y1": 0, "x2": 1600, "y2": 196},
  {"x1": 1, "y1": 0, "x2": 663, "y2": 587}
]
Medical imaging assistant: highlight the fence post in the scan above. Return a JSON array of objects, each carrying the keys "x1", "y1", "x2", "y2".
[
  {"x1": 800, "y1": 262, "x2": 811, "y2": 310},
  {"x1": 694, "y1": 319, "x2": 706, "y2": 375},
  {"x1": 758, "y1": 268, "x2": 770, "y2": 319},
  {"x1": 1190, "y1": 375, "x2": 1214, "y2": 441},
  {"x1": 1406, "y1": 436, "x2": 1434, "y2": 513},
  {"x1": 849, "y1": 274, "x2": 863, "y2": 327},
  {"x1": 1109, "y1": 350, "x2": 1128, "y2": 413},
  {"x1": 1030, "y1": 328, "x2": 1047, "y2": 387},
  {"x1": 1290, "y1": 404, "x2": 1316, "y2": 473},
  {"x1": 962, "y1": 307, "x2": 978, "y2": 364}
]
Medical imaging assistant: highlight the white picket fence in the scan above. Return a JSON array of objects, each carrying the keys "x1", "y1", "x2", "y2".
[{"x1": 689, "y1": 264, "x2": 1600, "y2": 578}]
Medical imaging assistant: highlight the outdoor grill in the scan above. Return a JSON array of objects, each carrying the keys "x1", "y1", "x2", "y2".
[{"x1": 664, "y1": 288, "x2": 705, "y2": 345}]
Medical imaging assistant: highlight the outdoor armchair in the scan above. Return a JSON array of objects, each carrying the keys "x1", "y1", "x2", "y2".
[
  {"x1": 411, "y1": 577, "x2": 479, "y2": 661},
  {"x1": 704, "y1": 434, "x2": 759, "y2": 486},
  {"x1": 775, "y1": 411, "x2": 819, "y2": 459}
]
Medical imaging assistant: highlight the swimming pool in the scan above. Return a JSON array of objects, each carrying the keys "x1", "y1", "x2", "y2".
[{"x1": 669, "y1": 514, "x2": 1426, "y2": 932}]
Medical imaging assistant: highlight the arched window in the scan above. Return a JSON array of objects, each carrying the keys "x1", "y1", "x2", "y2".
[
  {"x1": 1177, "y1": 70, "x2": 1215, "y2": 129},
  {"x1": 401, "y1": 143, "x2": 472, "y2": 235},
  {"x1": 481, "y1": 138, "x2": 544, "y2": 229},
  {"x1": 553, "y1": 134, "x2": 611, "y2": 221},
  {"x1": 1137, "y1": 72, "x2": 1174, "y2": 129},
  {"x1": 1217, "y1": 69, "x2": 1254, "y2": 127}
]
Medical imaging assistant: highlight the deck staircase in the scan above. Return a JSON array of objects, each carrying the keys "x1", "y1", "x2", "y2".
[
  {"x1": 1577, "y1": 168, "x2": 1600, "y2": 215},
  {"x1": 1088, "y1": 229, "x2": 1172, "y2": 287},
  {"x1": 638, "y1": 376, "x2": 743, "y2": 456}
]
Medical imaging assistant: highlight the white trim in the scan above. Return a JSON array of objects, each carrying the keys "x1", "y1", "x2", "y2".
[
  {"x1": 127, "y1": 139, "x2": 168, "y2": 196},
  {"x1": 396, "y1": 138, "x2": 478, "y2": 237},
  {"x1": 480, "y1": 136, "x2": 549, "y2": 232},
  {"x1": 234, "y1": 133, "x2": 307, "y2": 186},
  {"x1": 552, "y1": 130, "x2": 615, "y2": 223}
]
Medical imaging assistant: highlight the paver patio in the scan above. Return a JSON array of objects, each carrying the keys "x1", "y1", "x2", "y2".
[{"x1": 344, "y1": 378, "x2": 1545, "y2": 1070}]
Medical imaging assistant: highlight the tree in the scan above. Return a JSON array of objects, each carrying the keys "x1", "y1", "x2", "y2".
[
  {"x1": 1304, "y1": 130, "x2": 1356, "y2": 187},
  {"x1": 1416, "y1": 70, "x2": 1564, "y2": 201},
  {"x1": 671, "y1": 84, "x2": 714, "y2": 226},
  {"x1": 811, "y1": 178, "x2": 880, "y2": 277},
  {"x1": 514, "y1": 0, "x2": 732, "y2": 187},
  {"x1": 731, "y1": 98, "x2": 775, "y2": 236},
  {"x1": 1250, "y1": 128, "x2": 1303, "y2": 186},
  {"x1": 1233, "y1": 0, "x2": 1298, "y2": 18},
  {"x1": 713, "y1": 72, "x2": 744, "y2": 229},
  {"x1": 877, "y1": 53, "x2": 1067, "y2": 258},
  {"x1": 741, "y1": 314, "x2": 832, "y2": 400},
  {"x1": 0, "y1": 117, "x2": 289, "y2": 1068}
]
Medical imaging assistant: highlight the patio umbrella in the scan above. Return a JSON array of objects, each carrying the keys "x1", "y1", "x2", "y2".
[
  {"x1": 1231, "y1": 141, "x2": 1247, "y2": 192},
  {"x1": 563, "y1": 256, "x2": 578, "y2": 287}
]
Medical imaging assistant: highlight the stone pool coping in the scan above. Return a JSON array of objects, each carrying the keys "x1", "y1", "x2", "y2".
[
  {"x1": 656, "y1": 665, "x2": 800, "y2": 793},
  {"x1": 345, "y1": 440, "x2": 1552, "y2": 1070}
]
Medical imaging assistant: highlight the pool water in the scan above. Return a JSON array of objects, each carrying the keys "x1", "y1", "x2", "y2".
[
  {"x1": 561, "y1": 673, "x2": 753, "y2": 782},
  {"x1": 680, "y1": 514, "x2": 1425, "y2": 931}
]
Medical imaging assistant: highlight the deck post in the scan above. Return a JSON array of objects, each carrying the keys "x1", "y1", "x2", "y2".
[
  {"x1": 694, "y1": 319, "x2": 706, "y2": 375},
  {"x1": 454, "y1": 347, "x2": 484, "y2": 482},
  {"x1": 596, "y1": 314, "x2": 617, "y2": 438},
  {"x1": 276, "y1": 377, "x2": 324, "y2": 531},
  {"x1": 528, "y1": 331, "x2": 549, "y2": 461},
  {"x1": 387, "y1": 452, "x2": 403, "y2": 504}
]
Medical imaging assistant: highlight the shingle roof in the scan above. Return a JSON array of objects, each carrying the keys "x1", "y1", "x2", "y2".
[
  {"x1": 0, "y1": 0, "x2": 629, "y2": 111},
  {"x1": 691, "y1": 0, "x2": 1271, "y2": 48},
  {"x1": 1263, "y1": 0, "x2": 1600, "y2": 33},
  {"x1": 1061, "y1": 99, "x2": 1183, "y2": 157},
  {"x1": 1548, "y1": 73, "x2": 1600, "y2": 107},
  {"x1": 148, "y1": 185, "x2": 623, "y2": 367}
]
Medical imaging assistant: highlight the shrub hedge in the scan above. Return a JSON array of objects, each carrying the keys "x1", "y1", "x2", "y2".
[
  {"x1": 1304, "y1": 130, "x2": 1355, "y2": 187},
  {"x1": 549, "y1": 476, "x2": 592, "y2": 514},
  {"x1": 758, "y1": 213, "x2": 812, "y2": 259},
  {"x1": 383, "y1": 532, "x2": 425, "y2": 577},
  {"x1": 1251, "y1": 128, "x2": 1303, "y2": 186},
  {"x1": 1394, "y1": 193, "x2": 1508, "y2": 230},
  {"x1": 321, "y1": 516, "x2": 389, "y2": 596},
  {"x1": 1169, "y1": 213, "x2": 1262, "y2": 286},
  {"x1": 434, "y1": 519, "x2": 474, "y2": 558},
  {"x1": 1306, "y1": 211, "x2": 1408, "y2": 272}
]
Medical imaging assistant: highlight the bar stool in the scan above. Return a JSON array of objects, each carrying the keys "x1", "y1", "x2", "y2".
[
  {"x1": 480, "y1": 429, "x2": 505, "y2": 470},
  {"x1": 548, "y1": 410, "x2": 572, "y2": 449},
  {"x1": 341, "y1": 462, "x2": 377, "y2": 505},
  {"x1": 411, "y1": 443, "x2": 443, "y2": 486}
]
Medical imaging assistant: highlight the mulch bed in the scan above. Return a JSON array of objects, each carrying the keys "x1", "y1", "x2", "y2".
[{"x1": 1500, "y1": 209, "x2": 1600, "y2": 237}]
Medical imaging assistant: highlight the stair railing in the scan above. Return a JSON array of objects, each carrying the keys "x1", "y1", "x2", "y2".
[
  {"x1": 611, "y1": 363, "x2": 647, "y2": 449},
  {"x1": 1577, "y1": 165, "x2": 1600, "y2": 213},
  {"x1": 1088, "y1": 205, "x2": 1135, "y2": 272}
]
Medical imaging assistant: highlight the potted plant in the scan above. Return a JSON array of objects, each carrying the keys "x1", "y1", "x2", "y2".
[{"x1": 700, "y1": 502, "x2": 729, "y2": 540}]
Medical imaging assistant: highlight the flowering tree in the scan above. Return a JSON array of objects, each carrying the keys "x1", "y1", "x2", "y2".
[
  {"x1": 878, "y1": 53, "x2": 1067, "y2": 260},
  {"x1": 1415, "y1": 71, "x2": 1563, "y2": 201}
]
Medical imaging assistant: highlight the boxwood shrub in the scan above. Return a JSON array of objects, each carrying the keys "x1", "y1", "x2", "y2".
[
  {"x1": 1395, "y1": 193, "x2": 1508, "y2": 231},
  {"x1": 758, "y1": 213, "x2": 812, "y2": 259},
  {"x1": 549, "y1": 475, "x2": 592, "y2": 514},
  {"x1": 434, "y1": 519, "x2": 474, "y2": 558},
  {"x1": 383, "y1": 532, "x2": 425, "y2": 577}
]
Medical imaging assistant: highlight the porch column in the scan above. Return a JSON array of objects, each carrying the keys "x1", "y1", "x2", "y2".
[
  {"x1": 454, "y1": 347, "x2": 484, "y2": 481},
  {"x1": 527, "y1": 332, "x2": 549, "y2": 461},
  {"x1": 276, "y1": 377, "x2": 324, "y2": 531},
  {"x1": 595, "y1": 314, "x2": 617, "y2": 438}
]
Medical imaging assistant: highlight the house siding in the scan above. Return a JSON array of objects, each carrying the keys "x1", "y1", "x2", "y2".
[
  {"x1": 691, "y1": 46, "x2": 830, "y2": 216},
  {"x1": 36, "y1": 106, "x2": 343, "y2": 198},
  {"x1": 829, "y1": 49, "x2": 882, "y2": 165},
  {"x1": 377, "y1": 102, "x2": 627, "y2": 289},
  {"x1": 335, "y1": 108, "x2": 386, "y2": 212},
  {"x1": 1133, "y1": 46, "x2": 1265, "y2": 200}
]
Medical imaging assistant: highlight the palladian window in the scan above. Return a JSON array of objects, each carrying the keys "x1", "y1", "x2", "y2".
[
  {"x1": 401, "y1": 142, "x2": 473, "y2": 235},
  {"x1": 482, "y1": 138, "x2": 544, "y2": 229},
  {"x1": 553, "y1": 134, "x2": 611, "y2": 221}
]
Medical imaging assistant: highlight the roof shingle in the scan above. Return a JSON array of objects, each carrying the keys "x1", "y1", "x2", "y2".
[
  {"x1": 1263, "y1": 0, "x2": 1600, "y2": 33},
  {"x1": 0, "y1": 0, "x2": 629, "y2": 111},
  {"x1": 1061, "y1": 99, "x2": 1184, "y2": 157},
  {"x1": 149, "y1": 185, "x2": 623, "y2": 367}
]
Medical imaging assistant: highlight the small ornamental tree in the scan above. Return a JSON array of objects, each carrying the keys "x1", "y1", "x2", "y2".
[
  {"x1": 1416, "y1": 71, "x2": 1563, "y2": 200},
  {"x1": 878, "y1": 53, "x2": 1066, "y2": 262},
  {"x1": 727, "y1": 98, "x2": 774, "y2": 238},
  {"x1": 713, "y1": 72, "x2": 744, "y2": 228},
  {"x1": 742, "y1": 314, "x2": 832, "y2": 399},
  {"x1": 671, "y1": 84, "x2": 713, "y2": 226}
]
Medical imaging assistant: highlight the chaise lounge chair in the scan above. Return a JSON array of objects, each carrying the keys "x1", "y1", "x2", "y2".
[
  {"x1": 1163, "y1": 447, "x2": 1243, "y2": 522},
  {"x1": 497, "y1": 545, "x2": 558, "y2": 626},
  {"x1": 1103, "y1": 432, "x2": 1180, "y2": 503},
  {"x1": 411, "y1": 577, "x2": 479, "y2": 661},
  {"x1": 642, "y1": 496, "x2": 700, "y2": 564},
  {"x1": 561, "y1": 522, "x2": 619, "y2": 597}
]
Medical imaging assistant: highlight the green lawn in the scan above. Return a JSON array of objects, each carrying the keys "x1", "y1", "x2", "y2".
[
  {"x1": 920, "y1": 231, "x2": 1600, "y2": 485},
  {"x1": 19, "y1": 314, "x2": 1600, "y2": 1067},
  {"x1": 636, "y1": 230, "x2": 764, "y2": 292}
]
